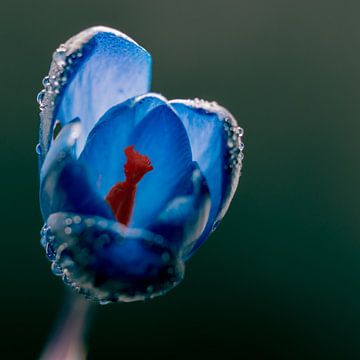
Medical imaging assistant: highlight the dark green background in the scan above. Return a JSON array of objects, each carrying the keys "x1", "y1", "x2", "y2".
[{"x1": 1, "y1": 0, "x2": 360, "y2": 358}]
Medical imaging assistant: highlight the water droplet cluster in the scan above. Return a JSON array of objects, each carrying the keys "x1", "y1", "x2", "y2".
[
  {"x1": 191, "y1": 97, "x2": 220, "y2": 111},
  {"x1": 36, "y1": 44, "x2": 83, "y2": 112},
  {"x1": 186, "y1": 98, "x2": 244, "y2": 232},
  {"x1": 40, "y1": 214, "x2": 184, "y2": 303},
  {"x1": 223, "y1": 117, "x2": 244, "y2": 171},
  {"x1": 187, "y1": 98, "x2": 244, "y2": 173},
  {"x1": 36, "y1": 43, "x2": 85, "y2": 159}
]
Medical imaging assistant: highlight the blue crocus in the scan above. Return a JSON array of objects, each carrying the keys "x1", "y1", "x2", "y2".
[{"x1": 37, "y1": 26, "x2": 244, "y2": 303}]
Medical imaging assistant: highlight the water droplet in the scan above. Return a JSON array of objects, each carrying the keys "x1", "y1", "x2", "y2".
[
  {"x1": 35, "y1": 143, "x2": 42, "y2": 155},
  {"x1": 60, "y1": 75, "x2": 67, "y2": 84},
  {"x1": 62, "y1": 275, "x2": 72, "y2": 286},
  {"x1": 85, "y1": 218, "x2": 95, "y2": 227},
  {"x1": 45, "y1": 242, "x2": 56, "y2": 261},
  {"x1": 40, "y1": 224, "x2": 51, "y2": 247},
  {"x1": 64, "y1": 226, "x2": 72, "y2": 235},
  {"x1": 36, "y1": 90, "x2": 45, "y2": 105},
  {"x1": 51, "y1": 262, "x2": 63, "y2": 276},
  {"x1": 99, "y1": 300, "x2": 110, "y2": 305},
  {"x1": 40, "y1": 224, "x2": 49, "y2": 236},
  {"x1": 227, "y1": 139, "x2": 235, "y2": 148},
  {"x1": 73, "y1": 216, "x2": 81, "y2": 224},
  {"x1": 42, "y1": 75, "x2": 50, "y2": 87},
  {"x1": 53, "y1": 46, "x2": 67, "y2": 67},
  {"x1": 98, "y1": 220, "x2": 108, "y2": 228}
]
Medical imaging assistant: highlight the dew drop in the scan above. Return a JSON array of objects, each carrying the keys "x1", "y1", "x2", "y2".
[
  {"x1": 62, "y1": 275, "x2": 72, "y2": 286},
  {"x1": 227, "y1": 139, "x2": 235, "y2": 148},
  {"x1": 36, "y1": 90, "x2": 45, "y2": 105},
  {"x1": 45, "y1": 242, "x2": 56, "y2": 261},
  {"x1": 53, "y1": 46, "x2": 67, "y2": 67},
  {"x1": 35, "y1": 143, "x2": 42, "y2": 155},
  {"x1": 98, "y1": 220, "x2": 108, "y2": 228},
  {"x1": 42, "y1": 75, "x2": 50, "y2": 87},
  {"x1": 73, "y1": 216, "x2": 81, "y2": 224},
  {"x1": 64, "y1": 226, "x2": 72, "y2": 235},
  {"x1": 99, "y1": 300, "x2": 110, "y2": 305},
  {"x1": 51, "y1": 262, "x2": 63, "y2": 276},
  {"x1": 85, "y1": 218, "x2": 95, "y2": 227}
]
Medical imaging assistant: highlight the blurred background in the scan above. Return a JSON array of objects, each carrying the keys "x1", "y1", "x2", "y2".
[{"x1": 1, "y1": 0, "x2": 360, "y2": 358}]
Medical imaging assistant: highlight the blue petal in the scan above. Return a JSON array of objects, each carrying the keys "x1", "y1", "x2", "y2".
[
  {"x1": 46, "y1": 212, "x2": 185, "y2": 303},
  {"x1": 80, "y1": 98, "x2": 193, "y2": 230},
  {"x1": 148, "y1": 162, "x2": 211, "y2": 258},
  {"x1": 170, "y1": 100, "x2": 244, "y2": 256},
  {"x1": 39, "y1": 26, "x2": 151, "y2": 165},
  {"x1": 79, "y1": 94, "x2": 168, "y2": 198},
  {"x1": 40, "y1": 120, "x2": 114, "y2": 220},
  {"x1": 128, "y1": 104, "x2": 193, "y2": 229}
]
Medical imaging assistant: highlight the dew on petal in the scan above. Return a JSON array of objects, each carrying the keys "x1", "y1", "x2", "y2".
[
  {"x1": 42, "y1": 75, "x2": 50, "y2": 87},
  {"x1": 53, "y1": 45, "x2": 67, "y2": 67},
  {"x1": 35, "y1": 143, "x2": 42, "y2": 155},
  {"x1": 51, "y1": 262, "x2": 63, "y2": 276},
  {"x1": 36, "y1": 89, "x2": 45, "y2": 106}
]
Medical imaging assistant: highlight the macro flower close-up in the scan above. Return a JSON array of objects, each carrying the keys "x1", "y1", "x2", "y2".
[
  {"x1": 37, "y1": 26, "x2": 244, "y2": 304},
  {"x1": 4, "y1": 1, "x2": 360, "y2": 359}
]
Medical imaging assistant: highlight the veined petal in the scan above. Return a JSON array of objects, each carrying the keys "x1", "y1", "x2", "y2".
[
  {"x1": 148, "y1": 162, "x2": 211, "y2": 258},
  {"x1": 40, "y1": 120, "x2": 114, "y2": 220},
  {"x1": 38, "y1": 26, "x2": 152, "y2": 165},
  {"x1": 45, "y1": 212, "x2": 185, "y2": 303},
  {"x1": 79, "y1": 93, "x2": 168, "y2": 197},
  {"x1": 170, "y1": 99, "x2": 244, "y2": 256}
]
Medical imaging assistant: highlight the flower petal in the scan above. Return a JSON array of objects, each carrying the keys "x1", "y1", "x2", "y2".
[
  {"x1": 79, "y1": 98, "x2": 194, "y2": 230},
  {"x1": 79, "y1": 93, "x2": 168, "y2": 197},
  {"x1": 128, "y1": 104, "x2": 193, "y2": 229},
  {"x1": 170, "y1": 99, "x2": 244, "y2": 256},
  {"x1": 38, "y1": 26, "x2": 151, "y2": 165},
  {"x1": 148, "y1": 162, "x2": 211, "y2": 258},
  {"x1": 40, "y1": 120, "x2": 114, "y2": 220},
  {"x1": 45, "y1": 212, "x2": 185, "y2": 303}
]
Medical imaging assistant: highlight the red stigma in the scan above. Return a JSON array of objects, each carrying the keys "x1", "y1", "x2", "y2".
[{"x1": 105, "y1": 146, "x2": 153, "y2": 226}]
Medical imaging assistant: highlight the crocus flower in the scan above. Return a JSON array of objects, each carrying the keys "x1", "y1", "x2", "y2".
[{"x1": 37, "y1": 26, "x2": 244, "y2": 304}]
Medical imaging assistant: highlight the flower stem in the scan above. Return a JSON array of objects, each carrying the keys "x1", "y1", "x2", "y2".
[{"x1": 40, "y1": 291, "x2": 94, "y2": 360}]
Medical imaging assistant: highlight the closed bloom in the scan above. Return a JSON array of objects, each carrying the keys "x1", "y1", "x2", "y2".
[{"x1": 37, "y1": 26, "x2": 244, "y2": 303}]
